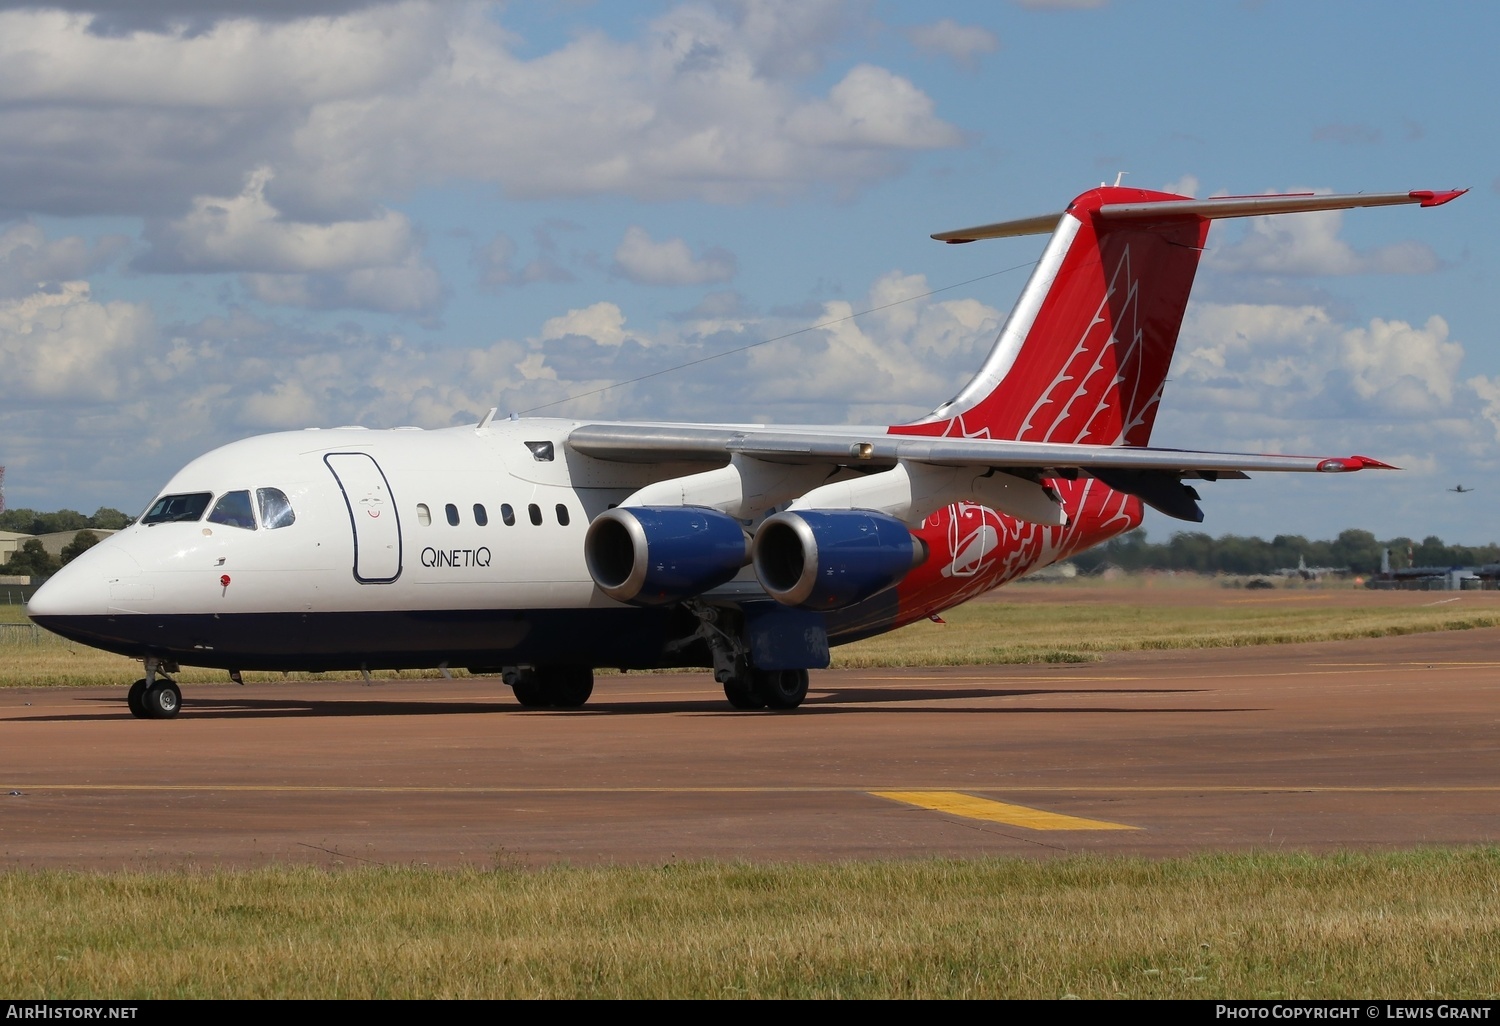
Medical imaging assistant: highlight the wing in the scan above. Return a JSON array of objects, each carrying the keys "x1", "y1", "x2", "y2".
[{"x1": 566, "y1": 422, "x2": 1393, "y2": 524}]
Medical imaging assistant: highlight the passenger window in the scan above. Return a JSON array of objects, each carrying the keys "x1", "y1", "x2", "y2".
[
  {"x1": 445, "y1": 503, "x2": 460, "y2": 526},
  {"x1": 528, "y1": 503, "x2": 542, "y2": 526},
  {"x1": 416, "y1": 503, "x2": 432, "y2": 526},
  {"x1": 501, "y1": 504, "x2": 515, "y2": 526},
  {"x1": 256, "y1": 488, "x2": 296, "y2": 530},
  {"x1": 555, "y1": 504, "x2": 570, "y2": 526},
  {"x1": 524, "y1": 441, "x2": 554, "y2": 462},
  {"x1": 474, "y1": 504, "x2": 488, "y2": 527},
  {"x1": 207, "y1": 490, "x2": 257, "y2": 530},
  {"x1": 141, "y1": 492, "x2": 212, "y2": 525}
]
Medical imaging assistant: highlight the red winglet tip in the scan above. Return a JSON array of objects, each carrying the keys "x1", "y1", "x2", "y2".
[
  {"x1": 1409, "y1": 189, "x2": 1467, "y2": 207},
  {"x1": 1317, "y1": 456, "x2": 1397, "y2": 473}
]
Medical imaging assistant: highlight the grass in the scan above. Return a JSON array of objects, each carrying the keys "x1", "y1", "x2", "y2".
[
  {"x1": 2, "y1": 850, "x2": 1497, "y2": 999},
  {"x1": 7, "y1": 588, "x2": 1500, "y2": 685},
  {"x1": 833, "y1": 592, "x2": 1500, "y2": 667}
]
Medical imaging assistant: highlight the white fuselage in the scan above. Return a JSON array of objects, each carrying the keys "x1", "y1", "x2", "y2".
[{"x1": 28, "y1": 419, "x2": 739, "y2": 671}]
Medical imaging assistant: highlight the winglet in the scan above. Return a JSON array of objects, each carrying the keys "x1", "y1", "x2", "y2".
[
  {"x1": 1410, "y1": 189, "x2": 1467, "y2": 207},
  {"x1": 1317, "y1": 456, "x2": 1399, "y2": 473}
]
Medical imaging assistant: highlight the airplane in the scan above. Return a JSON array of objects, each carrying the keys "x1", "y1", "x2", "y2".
[
  {"x1": 1449, "y1": 484, "x2": 1474, "y2": 493},
  {"x1": 1274, "y1": 555, "x2": 1347, "y2": 581},
  {"x1": 26, "y1": 184, "x2": 1464, "y2": 719}
]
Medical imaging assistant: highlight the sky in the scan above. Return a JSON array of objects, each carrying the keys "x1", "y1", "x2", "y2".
[{"x1": 0, "y1": 0, "x2": 1495, "y2": 545}]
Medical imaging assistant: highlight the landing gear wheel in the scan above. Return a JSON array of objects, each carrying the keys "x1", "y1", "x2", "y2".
[
  {"x1": 510, "y1": 671, "x2": 551, "y2": 708},
  {"x1": 142, "y1": 680, "x2": 182, "y2": 719},
  {"x1": 543, "y1": 666, "x2": 594, "y2": 709},
  {"x1": 758, "y1": 668, "x2": 809, "y2": 710},
  {"x1": 723, "y1": 675, "x2": 766, "y2": 710},
  {"x1": 127, "y1": 679, "x2": 149, "y2": 718}
]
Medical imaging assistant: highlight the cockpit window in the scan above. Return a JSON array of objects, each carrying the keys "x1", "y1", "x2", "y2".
[
  {"x1": 257, "y1": 488, "x2": 296, "y2": 529},
  {"x1": 207, "y1": 490, "x2": 257, "y2": 530},
  {"x1": 141, "y1": 492, "x2": 213, "y2": 525}
]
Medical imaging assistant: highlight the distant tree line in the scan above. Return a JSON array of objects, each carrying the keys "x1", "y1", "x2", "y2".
[
  {"x1": 0, "y1": 507, "x2": 131, "y2": 535},
  {"x1": 1070, "y1": 529, "x2": 1500, "y2": 577},
  {"x1": 0, "y1": 507, "x2": 131, "y2": 577}
]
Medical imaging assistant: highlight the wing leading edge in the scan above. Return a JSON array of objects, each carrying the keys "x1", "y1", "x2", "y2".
[{"x1": 565, "y1": 423, "x2": 1393, "y2": 523}]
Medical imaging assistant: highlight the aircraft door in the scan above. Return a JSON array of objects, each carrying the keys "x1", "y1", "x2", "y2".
[{"x1": 324, "y1": 453, "x2": 402, "y2": 583}]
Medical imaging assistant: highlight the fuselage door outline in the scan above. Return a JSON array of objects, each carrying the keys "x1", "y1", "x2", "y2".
[{"x1": 324, "y1": 452, "x2": 403, "y2": 584}]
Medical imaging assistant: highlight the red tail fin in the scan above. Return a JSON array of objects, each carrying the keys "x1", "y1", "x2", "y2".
[
  {"x1": 895, "y1": 185, "x2": 1207, "y2": 445},
  {"x1": 895, "y1": 185, "x2": 1465, "y2": 446}
]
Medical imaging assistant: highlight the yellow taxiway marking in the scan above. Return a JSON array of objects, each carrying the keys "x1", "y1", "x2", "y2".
[{"x1": 870, "y1": 790, "x2": 1139, "y2": 831}]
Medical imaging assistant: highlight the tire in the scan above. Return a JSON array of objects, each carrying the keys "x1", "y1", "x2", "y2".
[
  {"x1": 758, "y1": 668, "x2": 809, "y2": 710},
  {"x1": 142, "y1": 680, "x2": 182, "y2": 719},
  {"x1": 723, "y1": 675, "x2": 766, "y2": 710},
  {"x1": 545, "y1": 666, "x2": 594, "y2": 708},
  {"x1": 510, "y1": 671, "x2": 551, "y2": 708},
  {"x1": 127, "y1": 679, "x2": 149, "y2": 718}
]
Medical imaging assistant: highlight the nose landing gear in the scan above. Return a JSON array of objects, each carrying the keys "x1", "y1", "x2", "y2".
[{"x1": 127, "y1": 658, "x2": 182, "y2": 719}]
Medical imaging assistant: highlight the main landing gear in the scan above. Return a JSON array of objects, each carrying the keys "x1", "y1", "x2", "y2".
[
  {"x1": 505, "y1": 666, "x2": 595, "y2": 709},
  {"x1": 719, "y1": 661, "x2": 810, "y2": 711},
  {"x1": 127, "y1": 657, "x2": 181, "y2": 719}
]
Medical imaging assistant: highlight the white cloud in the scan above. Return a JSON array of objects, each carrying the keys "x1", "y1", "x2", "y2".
[
  {"x1": 612, "y1": 227, "x2": 736, "y2": 286},
  {"x1": 743, "y1": 271, "x2": 1002, "y2": 419},
  {"x1": 1340, "y1": 316, "x2": 1461, "y2": 414},
  {"x1": 905, "y1": 19, "x2": 999, "y2": 68},
  {"x1": 142, "y1": 166, "x2": 442, "y2": 313},
  {"x1": 0, "y1": 2, "x2": 961, "y2": 217},
  {"x1": 149, "y1": 167, "x2": 415, "y2": 273},
  {"x1": 1167, "y1": 301, "x2": 1488, "y2": 478},
  {"x1": 0, "y1": 5, "x2": 443, "y2": 109},
  {"x1": 1209, "y1": 199, "x2": 1440, "y2": 276},
  {"x1": 785, "y1": 64, "x2": 962, "y2": 151},
  {"x1": 1161, "y1": 174, "x2": 1199, "y2": 198},
  {"x1": 0, "y1": 222, "x2": 128, "y2": 298},
  {"x1": 0, "y1": 282, "x2": 154, "y2": 403},
  {"x1": 541, "y1": 302, "x2": 631, "y2": 348}
]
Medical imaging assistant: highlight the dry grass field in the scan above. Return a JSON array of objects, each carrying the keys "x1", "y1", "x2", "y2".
[{"x1": 4, "y1": 851, "x2": 1497, "y2": 999}]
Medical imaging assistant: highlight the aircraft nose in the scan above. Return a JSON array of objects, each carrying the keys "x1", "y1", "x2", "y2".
[{"x1": 27, "y1": 544, "x2": 142, "y2": 619}]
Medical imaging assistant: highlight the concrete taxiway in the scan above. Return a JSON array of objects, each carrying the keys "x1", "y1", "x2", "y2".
[{"x1": 2, "y1": 628, "x2": 1498, "y2": 868}]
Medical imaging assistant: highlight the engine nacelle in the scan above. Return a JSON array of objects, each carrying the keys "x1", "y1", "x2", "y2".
[
  {"x1": 752, "y1": 509, "x2": 926, "y2": 610},
  {"x1": 585, "y1": 506, "x2": 749, "y2": 606}
]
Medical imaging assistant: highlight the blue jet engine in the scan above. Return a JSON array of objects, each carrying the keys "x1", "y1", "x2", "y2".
[
  {"x1": 585, "y1": 506, "x2": 750, "y2": 606},
  {"x1": 752, "y1": 510, "x2": 927, "y2": 610}
]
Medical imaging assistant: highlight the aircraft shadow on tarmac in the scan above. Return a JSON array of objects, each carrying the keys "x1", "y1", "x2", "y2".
[{"x1": 10, "y1": 682, "x2": 1258, "y2": 722}]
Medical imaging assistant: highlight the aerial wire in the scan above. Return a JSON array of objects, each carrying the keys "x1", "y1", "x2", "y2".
[{"x1": 519, "y1": 260, "x2": 1037, "y2": 415}]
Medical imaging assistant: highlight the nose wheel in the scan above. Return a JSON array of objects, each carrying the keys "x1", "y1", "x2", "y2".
[{"x1": 127, "y1": 659, "x2": 182, "y2": 719}]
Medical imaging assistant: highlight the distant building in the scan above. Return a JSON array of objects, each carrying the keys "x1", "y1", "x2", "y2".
[
  {"x1": 1, "y1": 528, "x2": 121, "y2": 567},
  {"x1": 0, "y1": 530, "x2": 30, "y2": 563},
  {"x1": 33, "y1": 529, "x2": 118, "y2": 557}
]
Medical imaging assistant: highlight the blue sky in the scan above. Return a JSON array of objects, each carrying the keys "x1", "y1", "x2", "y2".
[{"x1": 0, "y1": 0, "x2": 1494, "y2": 545}]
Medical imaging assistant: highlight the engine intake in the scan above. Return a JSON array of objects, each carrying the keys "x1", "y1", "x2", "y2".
[
  {"x1": 752, "y1": 509, "x2": 926, "y2": 610},
  {"x1": 585, "y1": 506, "x2": 749, "y2": 606}
]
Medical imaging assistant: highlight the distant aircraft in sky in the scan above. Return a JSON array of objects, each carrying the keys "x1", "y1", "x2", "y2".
[
  {"x1": 27, "y1": 185, "x2": 1464, "y2": 719},
  {"x1": 1449, "y1": 484, "x2": 1474, "y2": 493}
]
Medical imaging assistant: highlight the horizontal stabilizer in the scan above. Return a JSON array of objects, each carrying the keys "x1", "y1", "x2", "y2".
[{"x1": 932, "y1": 189, "x2": 1467, "y2": 243}]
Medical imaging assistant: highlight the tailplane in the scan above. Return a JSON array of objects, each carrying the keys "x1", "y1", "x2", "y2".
[{"x1": 893, "y1": 186, "x2": 1465, "y2": 446}]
